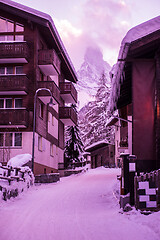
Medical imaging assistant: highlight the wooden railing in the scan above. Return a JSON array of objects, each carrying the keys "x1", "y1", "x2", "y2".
[
  {"x1": 59, "y1": 82, "x2": 77, "y2": 103},
  {"x1": 0, "y1": 164, "x2": 34, "y2": 201},
  {"x1": 0, "y1": 75, "x2": 29, "y2": 93},
  {"x1": 0, "y1": 109, "x2": 29, "y2": 127},
  {"x1": 38, "y1": 49, "x2": 61, "y2": 74},
  {"x1": 59, "y1": 106, "x2": 77, "y2": 125},
  {"x1": 0, "y1": 42, "x2": 29, "y2": 59},
  {"x1": 37, "y1": 79, "x2": 60, "y2": 103}
]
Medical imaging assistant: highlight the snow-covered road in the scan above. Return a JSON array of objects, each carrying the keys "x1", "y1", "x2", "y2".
[{"x1": 0, "y1": 167, "x2": 160, "y2": 240}]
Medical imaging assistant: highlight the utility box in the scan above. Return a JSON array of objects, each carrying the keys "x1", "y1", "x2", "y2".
[{"x1": 120, "y1": 154, "x2": 137, "y2": 207}]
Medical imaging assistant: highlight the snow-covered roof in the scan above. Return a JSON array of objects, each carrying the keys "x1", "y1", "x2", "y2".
[
  {"x1": 109, "y1": 16, "x2": 160, "y2": 112},
  {"x1": 0, "y1": 0, "x2": 77, "y2": 82},
  {"x1": 85, "y1": 140, "x2": 112, "y2": 152}
]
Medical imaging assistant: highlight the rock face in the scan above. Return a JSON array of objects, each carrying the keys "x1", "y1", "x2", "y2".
[
  {"x1": 76, "y1": 47, "x2": 111, "y2": 109},
  {"x1": 76, "y1": 47, "x2": 114, "y2": 147}
]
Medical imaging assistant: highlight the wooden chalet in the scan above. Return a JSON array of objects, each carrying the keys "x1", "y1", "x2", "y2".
[
  {"x1": 110, "y1": 16, "x2": 160, "y2": 172},
  {"x1": 0, "y1": 0, "x2": 78, "y2": 175}
]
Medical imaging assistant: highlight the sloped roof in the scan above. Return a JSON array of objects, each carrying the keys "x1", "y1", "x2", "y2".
[
  {"x1": 0, "y1": 0, "x2": 77, "y2": 82},
  {"x1": 110, "y1": 16, "x2": 160, "y2": 112},
  {"x1": 85, "y1": 140, "x2": 112, "y2": 152}
]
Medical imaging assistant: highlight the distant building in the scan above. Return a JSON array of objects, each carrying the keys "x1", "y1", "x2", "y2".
[
  {"x1": 110, "y1": 16, "x2": 160, "y2": 172},
  {"x1": 0, "y1": 0, "x2": 78, "y2": 175},
  {"x1": 85, "y1": 141, "x2": 115, "y2": 168}
]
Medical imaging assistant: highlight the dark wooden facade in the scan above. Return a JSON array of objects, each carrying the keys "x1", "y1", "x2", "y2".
[
  {"x1": 111, "y1": 20, "x2": 160, "y2": 172},
  {"x1": 85, "y1": 142, "x2": 115, "y2": 169},
  {"x1": 0, "y1": 0, "x2": 78, "y2": 174}
]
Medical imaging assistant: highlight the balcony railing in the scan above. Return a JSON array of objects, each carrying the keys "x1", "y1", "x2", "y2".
[
  {"x1": 38, "y1": 49, "x2": 61, "y2": 74},
  {"x1": 59, "y1": 82, "x2": 77, "y2": 103},
  {"x1": 0, "y1": 75, "x2": 29, "y2": 94},
  {"x1": 59, "y1": 107, "x2": 77, "y2": 126},
  {"x1": 0, "y1": 42, "x2": 29, "y2": 62},
  {"x1": 0, "y1": 109, "x2": 29, "y2": 128},
  {"x1": 37, "y1": 80, "x2": 60, "y2": 103}
]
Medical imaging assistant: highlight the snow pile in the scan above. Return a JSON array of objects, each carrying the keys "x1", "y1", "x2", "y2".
[
  {"x1": 110, "y1": 16, "x2": 160, "y2": 112},
  {"x1": 0, "y1": 154, "x2": 34, "y2": 201},
  {"x1": 8, "y1": 153, "x2": 32, "y2": 167},
  {"x1": 0, "y1": 166, "x2": 34, "y2": 201}
]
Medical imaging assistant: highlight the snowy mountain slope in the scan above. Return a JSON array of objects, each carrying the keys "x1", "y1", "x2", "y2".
[{"x1": 76, "y1": 47, "x2": 111, "y2": 109}]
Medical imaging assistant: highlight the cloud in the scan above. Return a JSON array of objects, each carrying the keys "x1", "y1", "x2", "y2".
[
  {"x1": 77, "y1": 0, "x2": 132, "y2": 64},
  {"x1": 54, "y1": 0, "x2": 133, "y2": 69}
]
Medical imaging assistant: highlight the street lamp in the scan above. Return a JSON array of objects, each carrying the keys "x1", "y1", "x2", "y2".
[{"x1": 31, "y1": 88, "x2": 54, "y2": 173}]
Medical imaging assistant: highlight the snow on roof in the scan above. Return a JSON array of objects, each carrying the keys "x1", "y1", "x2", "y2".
[
  {"x1": 85, "y1": 140, "x2": 111, "y2": 152},
  {"x1": 0, "y1": 0, "x2": 77, "y2": 82},
  {"x1": 7, "y1": 154, "x2": 32, "y2": 167},
  {"x1": 109, "y1": 16, "x2": 160, "y2": 112}
]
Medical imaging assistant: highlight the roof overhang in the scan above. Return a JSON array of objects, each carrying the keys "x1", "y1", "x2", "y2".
[{"x1": 109, "y1": 16, "x2": 160, "y2": 112}]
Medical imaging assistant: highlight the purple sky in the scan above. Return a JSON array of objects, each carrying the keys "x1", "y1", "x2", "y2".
[{"x1": 15, "y1": 0, "x2": 160, "y2": 69}]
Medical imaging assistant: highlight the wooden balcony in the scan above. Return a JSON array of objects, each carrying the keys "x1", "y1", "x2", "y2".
[
  {"x1": 0, "y1": 109, "x2": 29, "y2": 128},
  {"x1": 0, "y1": 75, "x2": 29, "y2": 95},
  {"x1": 0, "y1": 42, "x2": 29, "y2": 63},
  {"x1": 38, "y1": 49, "x2": 61, "y2": 75},
  {"x1": 60, "y1": 82, "x2": 77, "y2": 103},
  {"x1": 37, "y1": 80, "x2": 60, "y2": 103},
  {"x1": 59, "y1": 107, "x2": 77, "y2": 126}
]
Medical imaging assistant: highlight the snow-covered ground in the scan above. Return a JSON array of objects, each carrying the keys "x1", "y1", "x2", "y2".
[{"x1": 0, "y1": 167, "x2": 160, "y2": 240}]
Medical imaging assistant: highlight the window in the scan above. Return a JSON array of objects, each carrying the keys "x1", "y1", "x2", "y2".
[
  {"x1": 0, "y1": 18, "x2": 14, "y2": 32},
  {"x1": 15, "y1": 66, "x2": 23, "y2": 74},
  {"x1": 5, "y1": 133, "x2": 12, "y2": 146},
  {"x1": 6, "y1": 66, "x2": 14, "y2": 75},
  {"x1": 0, "y1": 133, "x2": 4, "y2": 146},
  {"x1": 0, "y1": 67, "x2": 5, "y2": 74},
  {"x1": 50, "y1": 143, "x2": 54, "y2": 156},
  {"x1": 0, "y1": 132, "x2": 22, "y2": 147},
  {"x1": 0, "y1": 99, "x2": 4, "y2": 108},
  {"x1": 0, "y1": 66, "x2": 23, "y2": 75},
  {"x1": 39, "y1": 103, "x2": 44, "y2": 119},
  {"x1": 0, "y1": 17, "x2": 24, "y2": 41},
  {"x1": 6, "y1": 99, "x2": 12, "y2": 108},
  {"x1": 14, "y1": 133, "x2": 22, "y2": 146},
  {"x1": 0, "y1": 98, "x2": 23, "y2": 109},
  {"x1": 38, "y1": 136, "x2": 42, "y2": 151},
  {"x1": 52, "y1": 116, "x2": 54, "y2": 126},
  {"x1": 56, "y1": 146, "x2": 58, "y2": 155},
  {"x1": 15, "y1": 99, "x2": 22, "y2": 108}
]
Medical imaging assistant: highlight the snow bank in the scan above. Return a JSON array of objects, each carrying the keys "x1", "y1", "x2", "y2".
[{"x1": 8, "y1": 153, "x2": 32, "y2": 167}]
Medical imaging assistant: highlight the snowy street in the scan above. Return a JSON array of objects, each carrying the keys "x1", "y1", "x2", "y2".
[{"x1": 0, "y1": 167, "x2": 160, "y2": 240}]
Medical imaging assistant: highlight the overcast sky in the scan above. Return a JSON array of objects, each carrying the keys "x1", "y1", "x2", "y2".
[{"x1": 15, "y1": 0, "x2": 160, "y2": 70}]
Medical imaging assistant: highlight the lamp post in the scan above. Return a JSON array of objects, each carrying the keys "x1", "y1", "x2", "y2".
[{"x1": 32, "y1": 88, "x2": 54, "y2": 173}]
